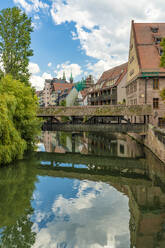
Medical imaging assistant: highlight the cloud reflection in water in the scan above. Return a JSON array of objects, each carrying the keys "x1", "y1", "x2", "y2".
[{"x1": 32, "y1": 179, "x2": 130, "y2": 248}]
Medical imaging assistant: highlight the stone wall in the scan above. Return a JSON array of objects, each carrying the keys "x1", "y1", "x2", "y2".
[{"x1": 144, "y1": 124, "x2": 165, "y2": 163}]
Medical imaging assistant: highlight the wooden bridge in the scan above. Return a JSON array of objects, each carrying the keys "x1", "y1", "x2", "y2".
[
  {"x1": 38, "y1": 105, "x2": 152, "y2": 118},
  {"x1": 38, "y1": 105, "x2": 152, "y2": 132}
]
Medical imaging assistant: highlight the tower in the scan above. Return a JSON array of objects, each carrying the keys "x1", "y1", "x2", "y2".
[
  {"x1": 70, "y1": 72, "x2": 73, "y2": 84},
  {"x1": 62, "y1": 71, "x2": 66, "y2": 81}
]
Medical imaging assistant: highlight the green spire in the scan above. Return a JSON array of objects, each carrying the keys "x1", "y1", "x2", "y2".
[
  {"x1": 62, "y1": 71, "x2": 66, "y2": 80},
  {"x1": 70, "y1": 71, "x2": 73, "y2": 83}
]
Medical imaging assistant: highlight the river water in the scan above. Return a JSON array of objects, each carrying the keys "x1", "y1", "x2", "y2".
[{"x1": 0, "y1": 131, "x2": 165, "y2": 248}]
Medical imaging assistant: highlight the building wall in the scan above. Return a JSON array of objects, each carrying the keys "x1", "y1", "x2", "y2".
[
  {"x1": 126, "y1": 77, "x2": 165, "y2": 126},
  {"x1": 66, "y1": 87, "x2": 78, "y2": 107},
  {"x1": 127, "y1": 25, "x2": 140, "y2": 83},
  {"x1": 117, "y1": 73, "x2": 127, "y2": 104},
  {"x1": 83, "y1": 96, "x2": 88, "y2": 106},
  {"x1": 43, "y1": 81, "x2": 52, "y2": 107}
]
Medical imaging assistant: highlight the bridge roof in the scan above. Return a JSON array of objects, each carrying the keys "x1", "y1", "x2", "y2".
[{"x1": 38, "y1": 105, "x2": 152, "y2": 117}]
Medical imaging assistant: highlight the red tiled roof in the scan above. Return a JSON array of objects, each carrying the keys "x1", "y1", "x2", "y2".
[
  {"x1": 59, "y1": 87, "x2": 73, "y2": 97},
  {"x1": 53, "y1": 83, "x2": 74, "y2": 92},
  {"x1": 97, "y1": 62, "x2": 128, "y2": 85},
  {"x1": 89, "y1": 63, "x2": 127, "y2": 93},
  {"x1": 133, "y1": 22, "x2": 165, "y2": 73}
]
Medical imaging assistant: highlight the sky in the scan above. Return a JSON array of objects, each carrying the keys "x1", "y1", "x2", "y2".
[{"x1": 1, "y1": 0, "x2": 165, "y2": 90}]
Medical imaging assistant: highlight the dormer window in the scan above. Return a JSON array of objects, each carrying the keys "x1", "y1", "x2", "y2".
[
  {"x1": 154, "y1": 36, "x2": 162, "y2": 44},
  {"x1": 151, "y1": 27, "x2": 159, "y2": 33}
]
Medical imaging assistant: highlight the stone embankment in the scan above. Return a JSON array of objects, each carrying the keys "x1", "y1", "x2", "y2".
[
  {"x1": 128, "y1": 124, "x2": 165, "y2": 164},
  {"x1": 144, "y1": 125, "x2": 165, "y2": 164}
]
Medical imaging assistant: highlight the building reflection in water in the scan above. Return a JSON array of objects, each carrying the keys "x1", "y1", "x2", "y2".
[
  {"x1": 37, "y1": 131, "x2": 165, "y2": 247},
  {"x1": 39, "y1": 131, "x2": 145, "y2": 158}
]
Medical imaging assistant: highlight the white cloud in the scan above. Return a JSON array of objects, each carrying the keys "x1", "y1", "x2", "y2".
[
  {"x1": 13, "y1": 0, "x2": 49, "y2": 13},
  {"x1": 29, "y1": 72, "x2": 52, "y2": 90},
  {"x1": 28, "y1": 62, "x2": 40, "y2": 74},
  {"x1": 48, "y1": 62, "x2": 52, "y2": 67},
  {"x1": 42, "y1": 72, "x2": 52, "y2": 80},
  {"x1": 50, "y1": 0, "x2": 165, "y2": 79},
  {"x1": 54, "y1": 62, "x2": 82, "y2": 81},
  {"x1": 34, "y1": 15, "x2": 40, "y2": 20}
]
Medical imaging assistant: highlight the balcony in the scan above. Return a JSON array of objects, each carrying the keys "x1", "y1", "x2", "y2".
[{"x1": 88, "y1": 92, "x2": 117, "y2": 102}]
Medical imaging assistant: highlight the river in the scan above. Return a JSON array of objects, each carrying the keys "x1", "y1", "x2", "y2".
[{"x1": 0, "y1": 131, "x2": 165, "y2": 248}]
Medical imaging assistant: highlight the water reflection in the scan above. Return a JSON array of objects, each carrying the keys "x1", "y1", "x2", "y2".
[
  {"x1": 0, "y1": 162, "x2": 37, "y2": 247},
  {"x1": 0, "y1": 131, "x2": 165, "y2": 247},
  {"x1": 32, "y1": 179, "x2": 130, "y2": 248},
  {"x1": 39, "y1": 131, "x2": 144, "y2": 158}
]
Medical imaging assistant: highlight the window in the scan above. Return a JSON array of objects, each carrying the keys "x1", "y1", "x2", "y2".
[
  {"x1": 130, "y1": 84, "x2": 133, "y2": 93},
  {"x1": 158, "y1": 47, "x2": 163, "y2": 56},
  {"x1": 151, "y1": 27, "x2": 158, "y2": 33},
  {"x1": 158, "y1": 118, "x2": 165, "y2": 128},
  {"x1": 155, "y1": 37, "x2": 161, "y2": 44},
  {"x1": 153, "y1": 78, "x2": 159, "y2": 89},
  {"x1": 120, "y1": 145, "x2": 124, "y2": 154},
  {"x1": 129, "y1": 56, "x2": 134, "y2": 64},
  {"x1": 130, "y1": 99, "x2": 134, "y2": 105},
  {"x1": 133, "y1": 83, "x2": 137, "y2": 92},
  {"x1": 134, "y1": 99, "x2": 137, "y2": 105},
  {"x1": 153, "y1": 98, "x2": 159, "y2": 109},
  {"x1": 129, "y1": 69, "x2": 134, "y2": 76}
]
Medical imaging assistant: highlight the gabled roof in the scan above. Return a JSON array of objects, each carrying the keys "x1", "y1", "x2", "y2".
[
  {"x1": 52, "y1": 83, "x2": 74, "y2": 92},
  {"x1": 59, "y1": 87, "x2": 73, "y2": 97},
  {"x1": 89, "y1": 63, "x2": 128, "y2": 93},
  {"x1": 97, "y1": 62, "x2": 128, "y2": 85},
  {"x1": 133, "y1": 21, "x2": 165, "y2": 73}
]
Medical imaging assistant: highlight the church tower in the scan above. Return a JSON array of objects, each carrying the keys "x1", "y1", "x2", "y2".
[
  {"x1": 62, "y1": 71, "x2": 66, "y2": 81},
  {"x1": 70, "y1": 72, "x2": 73, "y2": 83}
]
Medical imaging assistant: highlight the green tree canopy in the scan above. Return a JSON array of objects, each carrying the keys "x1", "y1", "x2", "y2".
[
  {"x1": 0, "y1": 75, "x2": 41, "y2": 165},
  {"x1": 160, "y1": 38, "x2": 165, "y2": 68},
  {"x1": 160, "y1": 89, "x2": 165, "y2": 101},
  {"x1": 0, "y1": 7, "x2": 33, "y2": 84}
]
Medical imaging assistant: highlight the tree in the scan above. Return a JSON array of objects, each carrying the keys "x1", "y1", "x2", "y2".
[
  {"x1": 0, "y1": 7, "x2": 33, "y2": 84},
  {"x1": 160, "y1": 89, "x2": 165, "y2": 101},
  {"x1": 0, "y1": 75, "x2": 41, "y2": 165},
  {"x1": 160, "y1": 39, "x2": 165, "y2": 102},
  {"x1": 160, "y1": 38, "x2": 165, "y2": 67}
]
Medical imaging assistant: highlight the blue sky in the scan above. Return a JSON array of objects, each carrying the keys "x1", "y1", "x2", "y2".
[{"x1": 1, "y1": 0, "x2": 165, "y2": 90}]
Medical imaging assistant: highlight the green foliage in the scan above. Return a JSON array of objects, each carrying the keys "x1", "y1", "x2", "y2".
[
  {"x1": 0, "y1": 159, "x2": 37, "y2": 246},
  {"x1": 60, "y1": 99, "x2": 66, "y2": 106},
  {"x1": 160, "y1": 88, "x2": 165, "y2": 101},
  {"x1": 160, "y1": 38, "x2": 165, "y2": 67},
  {"x1": 0, "y1": 7, "x2": 33, "y2": 84},
  {"x1": 0, "y1": 75, "x2": 41, "y2": 165}
]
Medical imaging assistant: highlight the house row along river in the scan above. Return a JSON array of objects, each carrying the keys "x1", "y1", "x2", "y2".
[{"x1": 0, "y1": 130, "x2": 165, "y2": 248}]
